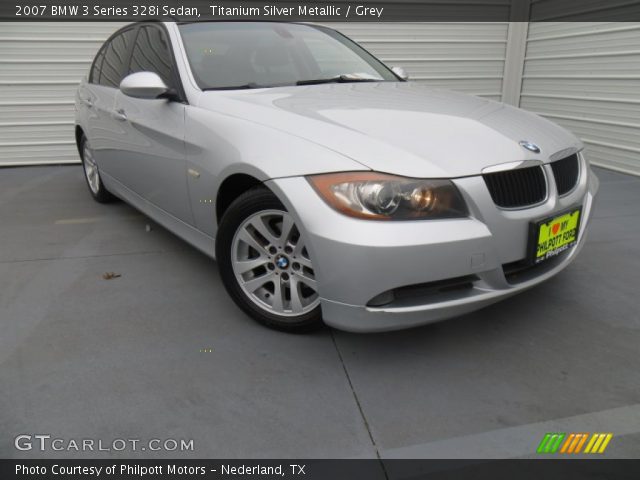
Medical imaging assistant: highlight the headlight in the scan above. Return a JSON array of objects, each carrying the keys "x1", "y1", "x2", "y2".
[{"x1": 307, "y1": 172, "x2": 468, "y2": 220}]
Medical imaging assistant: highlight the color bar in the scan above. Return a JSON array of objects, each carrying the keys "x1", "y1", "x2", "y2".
[
  {"x1": 597, "y1": 433, "x2": 613, "y2": 454},
  {"x1": 537, "y1": 433, "x2": 553, "y2": 454}
]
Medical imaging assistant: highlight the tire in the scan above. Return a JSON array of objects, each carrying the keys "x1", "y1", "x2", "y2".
[
  {"x1": 216, "y1": 187, "x2": 323, "y2": 332},
  {"x1": 80, "y1": 134, "x2": 116, "y2": 203}
]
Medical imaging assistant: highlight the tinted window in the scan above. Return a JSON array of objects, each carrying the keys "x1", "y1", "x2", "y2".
[
  {"x1": 90, "y1": 48, "x2": 105, "y2": 84},
  {"x1": 100, "y1": 29, "x2": 136, "y2": 88},
  {"x1": 128, "y1": 26, "x2": 175, "y2": 89},
  {"x1": 178, "y1": 22, "x2": 397, "y2": 90}
]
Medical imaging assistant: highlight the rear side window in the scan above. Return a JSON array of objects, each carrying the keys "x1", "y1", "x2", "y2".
[
  {"x1": 100, "y1": 28, "x2": 137, "y2": 88},
  {"x1": 128, "y1": 26, "x2": 175, "y2": 89},
  {"x1": 89, "y1": 48, "x2": 105, "y2": 84}
]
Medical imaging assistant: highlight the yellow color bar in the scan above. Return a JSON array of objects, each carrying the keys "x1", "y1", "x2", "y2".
[
  {"x1": 584, "y1": 434, "x2": 599, "y2": 453},
  {"x1": 597, "y1": 433, "x2": 613, "y2": 453},
  {"x1": 574, "y1": 433, "x2": 589, "y2": 454},
  {"x1": 586, "y1": 433, "x2": 612, "y2": 453}
]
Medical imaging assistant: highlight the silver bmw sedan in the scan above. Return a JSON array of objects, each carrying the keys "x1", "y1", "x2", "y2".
[{"x1": 75, "y1": 21, "x2": 599, "y2": 333}]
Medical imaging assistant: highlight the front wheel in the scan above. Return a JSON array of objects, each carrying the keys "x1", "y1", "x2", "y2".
[{"x1": 216, "y1": 187, "x2": 323, "y2": 332}]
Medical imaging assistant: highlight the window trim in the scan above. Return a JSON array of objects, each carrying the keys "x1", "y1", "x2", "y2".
[
  {"x1": 129, "y1": 23, "x2": 187, "y2": 104},
  {"x1": 89, "y1": 25, "x2": 138, "y2": 87},
  {"x1": 88, "y1": 22, "x2": 187, "y2": 104}
]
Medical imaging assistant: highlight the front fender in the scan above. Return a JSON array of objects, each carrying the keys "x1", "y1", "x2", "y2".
[{"x1": 185, "y1": 106, "x2": 367, "y2": 235}]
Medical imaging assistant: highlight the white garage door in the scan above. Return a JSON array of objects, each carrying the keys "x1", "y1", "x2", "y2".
[
  {"x1": 0, "y1": 22, "x2": 508, "y2": 166},
  {"x1": 329, "y1": 22, "x2": 509, "y2": 101},
  {"x1": 0, "y1": 22, "x2": 124, "y2": 166},
  {"x1": 520, "y1": 22, "x2": 640, "y2": 175}
]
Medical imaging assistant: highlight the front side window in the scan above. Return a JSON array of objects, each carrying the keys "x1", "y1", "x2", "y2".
[
  {"x1": 129, "y1": 26, "x2": 175, "y2": 89},
  {"x1": 178, "y1": 22, "x2": 397, "y2": 90},
  {"x1": 100, "y1": 28, "x2": 137, "y2": 88}
]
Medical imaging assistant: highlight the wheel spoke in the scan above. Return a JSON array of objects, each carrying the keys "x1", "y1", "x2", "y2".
[
  {"x1": 297, "y1": 271, "x2": 317, "y2": 290},
  {"x1": 249, "y1": 217, "x2": 279, "y2": 246},
  {"x1": 292, "y1": 239, "x2": 306, "y2": 258},
  {"x1": 280, "y1": 215, "x2": 295, "y2": 244},
  {"x1": 237, "y1": 229, "x2": 268, "y2": 255},
  {"x1": 242, "y1": 272, "x2": 274, "y2": 293},
  {"x1": 289, "y1": 277, "x2": 304, "y2": 313},
  {"x1": 271, "y1": 278, "x2": 285, "y2": 312},
  {"x1": 235, "y1": 257, "x2": 269, "y2": 274},
  {"x1": 297, "y1": 255, "x2": 314, "y2": 270}
]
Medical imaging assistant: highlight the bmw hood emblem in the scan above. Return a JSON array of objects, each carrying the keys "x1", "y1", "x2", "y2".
[{"x1": 519, "y1": 141, "x2": 541, "y2": 154}]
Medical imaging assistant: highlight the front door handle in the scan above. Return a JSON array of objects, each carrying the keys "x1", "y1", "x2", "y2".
[
  {"x1": 112, "y1": 108, "x2": 127, "y2": 121},
  {"x1": 83, "y1": 98, "x2": 94, "y2": 108}
]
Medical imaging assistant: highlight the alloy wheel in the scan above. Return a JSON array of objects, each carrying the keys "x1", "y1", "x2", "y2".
[{"x1": 231, "y1": 210, "x2": 319, "y2": 318}]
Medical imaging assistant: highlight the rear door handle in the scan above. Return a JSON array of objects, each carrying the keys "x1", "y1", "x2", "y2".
[
  {"x1": 112, "y1": 108, "x2": 127, "y2": 121},
  {"x1": 82, "y1": 98, "x2": 93, "y2": 108}
]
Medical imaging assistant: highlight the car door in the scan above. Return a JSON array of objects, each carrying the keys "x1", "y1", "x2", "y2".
[
  {"x1": 82, "y1": 27, "x2": 137, "y2": 171},
  {"x1": 110, "y1": 25, "x2": 193, "y2": 224}
]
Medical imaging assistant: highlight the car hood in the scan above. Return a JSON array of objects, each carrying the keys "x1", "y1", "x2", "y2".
[{"x1": 197, "y1": 82, "x2": 583, "y2": 178}]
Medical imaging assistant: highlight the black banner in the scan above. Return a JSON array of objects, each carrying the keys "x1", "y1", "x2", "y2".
[
  {"x1": 2, "y1": 459, "x2": 640, "y2": 480},
  {"x1": 3, "y1": 0, "x2": 640, "y2": 22}
]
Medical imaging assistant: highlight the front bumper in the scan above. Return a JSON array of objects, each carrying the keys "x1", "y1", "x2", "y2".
[{"x1": 267, "y1": 161, "x2": 599, "y2": 333}]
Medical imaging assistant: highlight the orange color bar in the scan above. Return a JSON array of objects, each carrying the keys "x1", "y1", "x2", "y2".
[
  {"x1": 567, "y1": 434, "x2": 582, "y2": 453},
  {"x1": 560, "y1": 434, "x2": 575, "y2": 453},
  {"x1": 574, "y1": 433, "x2": 589, "y2": 453}
]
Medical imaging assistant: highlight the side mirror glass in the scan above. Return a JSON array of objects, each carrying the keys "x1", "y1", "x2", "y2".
[
  {"x1": 391, "y1": 66, "x2": 409, "y2": 81},
  {"x1": 120, "y1": 72, "x2": 170, "y2": 99}
]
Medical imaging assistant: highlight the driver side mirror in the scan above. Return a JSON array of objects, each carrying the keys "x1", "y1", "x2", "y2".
[
  {"x1": 391, "y1": 66, "x2": 409, "y2": 81},
  {"x1": 120, "y1": 72, "x2": 175, "y2": 100}
]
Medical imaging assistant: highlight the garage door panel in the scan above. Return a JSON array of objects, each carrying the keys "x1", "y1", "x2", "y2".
[
  {"x1": 521, "y1": 77, "x2": 640, "y2": 98},
  {"x1": 0, "y1": 144, "x2": 78, "y2": 165},
  {"x1": 0, "y1": 22, "x2": 124, "y2": 37},
  {"x1": 0, "y1": 104, "x2": 75, "y2": 124},
  {"x1": 521, "y1": 22, "x2": 640, "y2": 175},
  {"x1": 526, "y1": 27, "x2": 640, "y2": 57},
  {"x1": 583, "y1": 143, "x2": 640, "y2": 175},
  {"x1": 0, "y1": 62, "x2": 92, "y2": 82},
  {"x1": 520, "y1": 96, "x2": 640, "y2": 125},
  {"x1": 1, "y1": 83, "x2": 79, "y2": 103},
  {"x1": 0, "y1": 124, "x2": 74, "y2": 144},
  {"x1": 542, "y1": 117, "x2": 640, "y2": 151},
  {"x1": 0, "y1": 40, "x2": 105, "y2": 60},
  {"x1": 329, "y1": 23, "x2": 509, "y2": 41},
  {"x1": 523, "y1": 54, "x2": 640, "y2": 76}
]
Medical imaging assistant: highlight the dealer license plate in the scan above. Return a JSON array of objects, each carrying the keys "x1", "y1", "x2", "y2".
[{"x1": 532, "y1": 208, "x2": 582, "y2": 264}]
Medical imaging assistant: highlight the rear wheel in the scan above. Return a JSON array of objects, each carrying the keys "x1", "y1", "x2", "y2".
[
  {"x1": 216, "y1": 187, "x2": 323, "y2": 332},
  {"x1": 80, "y1": 134, "x2": 115, "y2": 203}
]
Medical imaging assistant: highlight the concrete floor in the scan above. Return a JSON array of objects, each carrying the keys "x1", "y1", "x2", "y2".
[{"x1": 0, "y1": 166, "x2": 639, "y2": 459}]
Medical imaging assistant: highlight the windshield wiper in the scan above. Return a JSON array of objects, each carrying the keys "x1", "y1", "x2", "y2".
[
  {"x1": 203, "y1": 83, "x2": 265, "y2": 91},
  {"x1": 296, "y1": 75, "x2": 383, "y2": 86}
]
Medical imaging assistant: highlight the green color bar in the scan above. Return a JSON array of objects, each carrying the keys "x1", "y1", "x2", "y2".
[
  {"x1": 537, "y1": 433, "x2": 553, "y2": 453},
  {"x1": 545, "y1": 434, "x2": 558, "y2": 453},
  {"x1": 549, "y1": 433, "x2": 566, "y2": 453}
]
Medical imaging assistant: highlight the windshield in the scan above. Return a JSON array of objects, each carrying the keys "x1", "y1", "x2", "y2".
[{"x1": 178, "y1": 22, "x2": 399, "y2": 90}]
